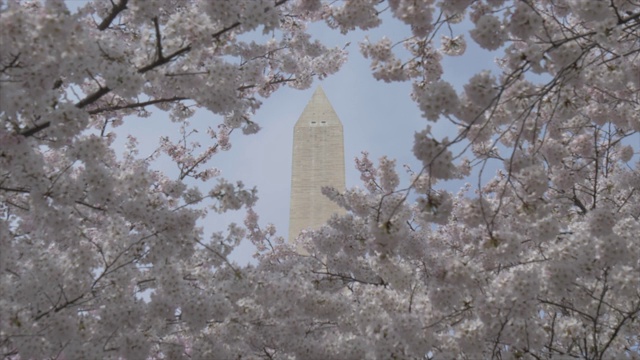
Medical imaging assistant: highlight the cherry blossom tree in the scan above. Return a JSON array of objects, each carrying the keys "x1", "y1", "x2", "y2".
[
  {"x1": 1, "y1": 0, "x2": 639, "y2": 359},
  {"x1": 1, "y1": 0, "x2": 345, "y2": 358},
  {"x1": 245, "y1": 1, "x2": 640, "y2": 359}
]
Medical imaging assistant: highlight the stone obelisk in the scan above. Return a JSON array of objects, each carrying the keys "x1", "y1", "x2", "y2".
[{"x1": 288, "y1": 86, "x2": 345, "y2": 242}]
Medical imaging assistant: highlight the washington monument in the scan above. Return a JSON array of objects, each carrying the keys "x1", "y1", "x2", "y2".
[{"x1": 288, "y1": 86, "x2": 345, "y2": 242}]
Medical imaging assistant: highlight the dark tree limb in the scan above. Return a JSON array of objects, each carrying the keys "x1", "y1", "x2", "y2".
[
  {"x1": 87, "y1": 96, "x2": 187, "y2": 115},
  {"x1": 97, "y1": 0, "x2": 129, "y2": 31}
]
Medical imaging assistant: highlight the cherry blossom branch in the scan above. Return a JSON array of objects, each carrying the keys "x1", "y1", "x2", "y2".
[
  {"x1": 97, "y1": 0, "x2": 129, "y2": 31},
  {"x1": 310, "y1": 270, "x2": 387, "y2": 287},
  {"x1": 599, "y1": 300, "x2": 640, "y2": 357},
  {"x1": 537, "y1": 298, "x2": 596, "y2": 322},
  {"x1": 136, "y1": 45, "x2": 193, "y2": 74},
  {"x1": 210, "y1": 0, "x2": 289, "y2": 39},
  {"x1": 0, "y1": 52, "x2": 21, "y2": 73},
  {"x1": 19, "y1": 43, "x2": 191, "y2": 137},
  {"x1": 423, "y1": 303, "x2": 474, "y2": 330},
  {"x1": 194, "y1": 238, "x2": 242, "y2": 279},
  {"x1": 490, "y1": 312, "x2": 511, "y2": 359},
  {"x1": 0, "y1": 186, "x2": 29, "y2": 194},
  {"x1": 178, "y1": 143, "x2": 220, "y2": 180},
  {"x1": 33, "y1": 290, "x2": 94, "y2": 321},
  {"x1": 87, "y1": 96, "x2": 188, "y2": 115}
]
